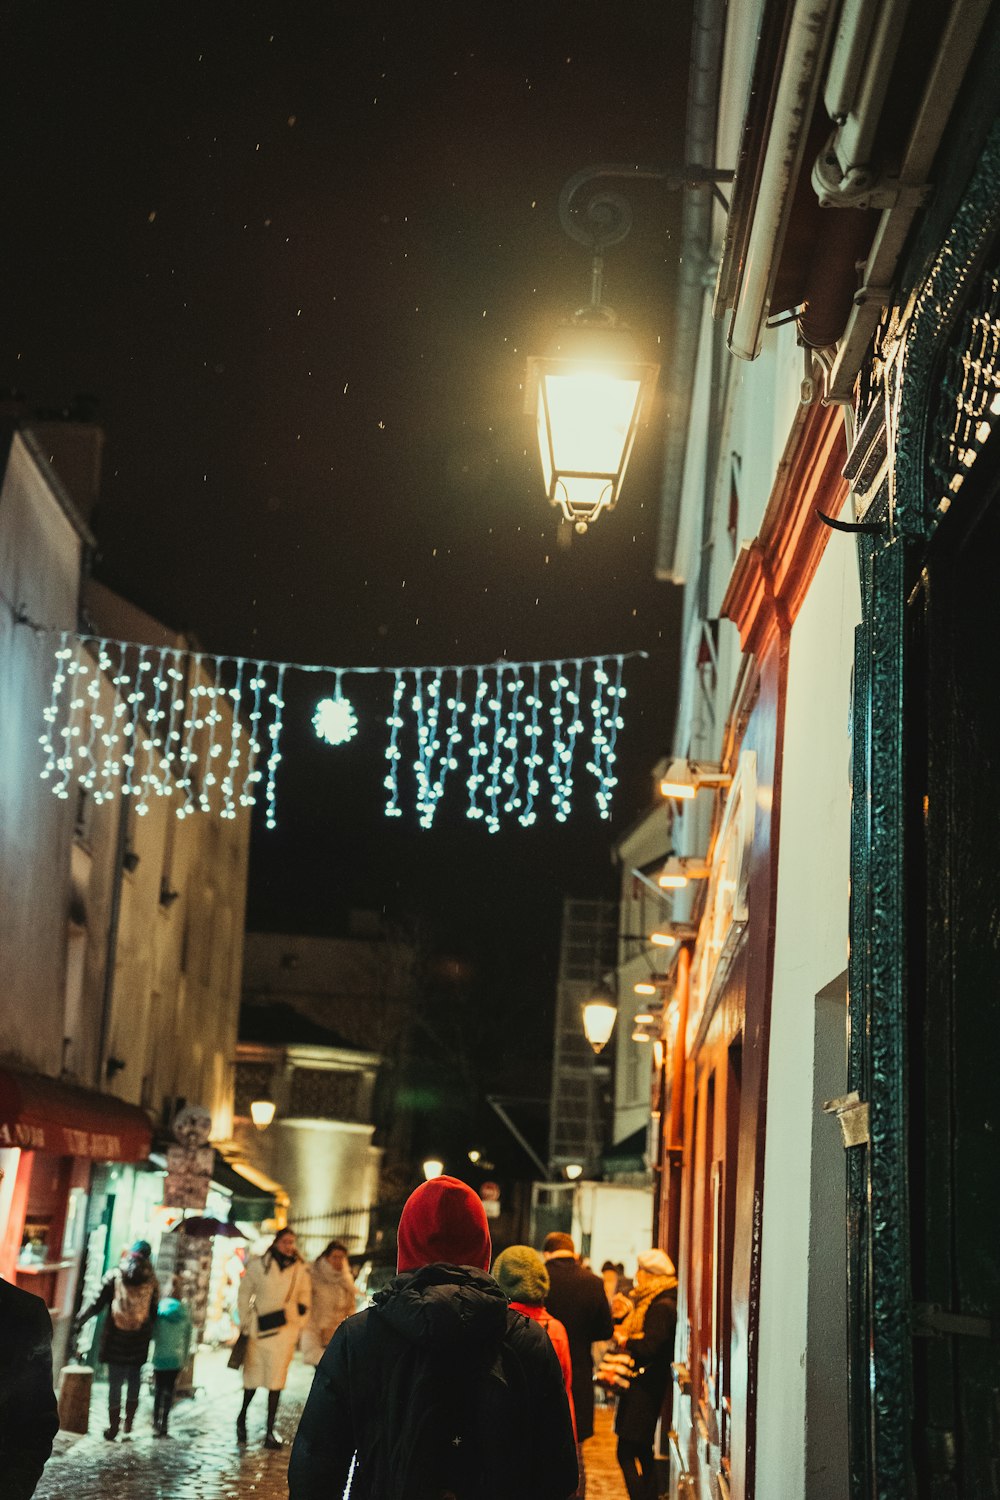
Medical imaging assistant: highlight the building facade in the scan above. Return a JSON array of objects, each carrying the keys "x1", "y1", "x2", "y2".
[
  {"x1": 606, "y1": 2, "x2": 1000, "y2": 1497},
  {"x1": 0, "y1": 417, "x2": 253, "y2": 1372}
]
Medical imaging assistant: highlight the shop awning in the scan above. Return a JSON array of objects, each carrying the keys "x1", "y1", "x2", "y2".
[{"x1": 0, "y1": 1069, "x2": 152, "y2": 1161}]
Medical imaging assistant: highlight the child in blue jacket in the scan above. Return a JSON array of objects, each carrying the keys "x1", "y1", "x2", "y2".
[{"x1": 151, "y1": 1277, "x2": 193, "y2": 1436}]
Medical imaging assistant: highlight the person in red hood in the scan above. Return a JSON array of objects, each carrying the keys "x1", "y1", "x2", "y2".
[{"x1": 289, "y1": 1175, "x2": 578, "y2": 1500}]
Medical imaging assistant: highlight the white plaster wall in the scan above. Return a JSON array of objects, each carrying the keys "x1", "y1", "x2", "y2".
[
  {"x1": 0, "y1": 436, "x2": 81, "y2": 1074},
  {"x1": 754, "y1": 493, "x2": 860, "y2": 1498}
]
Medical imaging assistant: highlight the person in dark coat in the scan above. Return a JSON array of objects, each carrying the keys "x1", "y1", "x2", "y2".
[
  {"x1": 541, "y1": 1231, "x2": 613, "y2": 1499},
  {"x1": 604, "y1": 1249, "x2": 678, "y2": 1500},
  {"x1": 289, "y1": 1176, "x2": 579, "y2": 1500},
  {"x1": 74, "y1": 1239, "x2": 160, "y2": 1440},
  {"x1": 0, "y1": 1269, "x2": 60, "y2": 1498}
]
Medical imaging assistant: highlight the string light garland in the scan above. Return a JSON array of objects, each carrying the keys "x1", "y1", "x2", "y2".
[{"x1": 35, "y1": 630, "x2": 646, "y2": 831}]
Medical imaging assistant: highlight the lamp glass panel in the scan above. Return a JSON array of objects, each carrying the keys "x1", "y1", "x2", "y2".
[
  {"x1": 582, "y1": 999, "x2": 617, "y2": 1047},
  {"x1": 543, "y1": 369, "x2": 641, "y2": 477},
  {"x1": 249, "y1": 1098, "x2": 276, "y2": 1128}
]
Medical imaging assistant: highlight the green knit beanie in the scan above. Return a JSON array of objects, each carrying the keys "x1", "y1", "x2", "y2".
[{"x1": 493, "y1": 1244, "x2": 550, "y2": 1305}]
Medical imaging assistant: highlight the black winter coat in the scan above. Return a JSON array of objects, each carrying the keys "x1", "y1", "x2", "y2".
[
  {"x1": 288, "y1": 1263, "x2": 579, "y2": 1500},
  {"x1": 613, "y1": 1290, "x2": 677, "y2": 1445},
  {"x1": 0, "y1": 1276, "x2": 59, "y2": 1500},
  {"x1": 543, "y1": 1256, "x2": 613, "y2": 1441},
  {"x1": 77, "y1": 1264, "x2": 159, "y2": 1366}
]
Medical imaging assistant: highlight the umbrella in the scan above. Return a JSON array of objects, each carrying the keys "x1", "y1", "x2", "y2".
[{"x1": 170, "y1": 1216, "x2": 243, "y2": 1238}]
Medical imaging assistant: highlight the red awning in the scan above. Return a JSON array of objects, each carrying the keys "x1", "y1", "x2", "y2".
[{"x1": 0, "y1": 1070, "x2": 152, "y2": 1162}]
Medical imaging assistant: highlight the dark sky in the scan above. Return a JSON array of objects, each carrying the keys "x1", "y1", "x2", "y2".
[{"x1": 3, "y1": 3, "x2": 690, "y2": 1126}]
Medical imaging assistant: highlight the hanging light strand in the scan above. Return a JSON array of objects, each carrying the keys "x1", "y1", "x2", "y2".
[{"x1": 36, "y1": 634, "x2": 647, "y2": 830}]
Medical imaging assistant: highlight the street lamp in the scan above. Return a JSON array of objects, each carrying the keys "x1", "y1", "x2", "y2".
[
  {"x1": 581, "y1": 988, "x2": 618, "y2": 1054},
  {"x1": 528, "y1": 311, "x2": 659, "y2": 534},
  {"x1": 529, "y1": 163, "x2": 732, "y2": 533},
  {"x1": 422, "y1": 1157, "x2": 444, "y2": 1181},
  {"x1": 250, "y1": 1096, "x2": 276, "y2": 1131},
  {"x1": 564, "y1": 1163, "x2": 584, "y2": 1181}
]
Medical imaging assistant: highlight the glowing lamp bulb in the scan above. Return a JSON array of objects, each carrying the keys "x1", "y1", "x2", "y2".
[
  {"x1": 564, "y1": 1163, "x2": 583, "y2": 1181},
  {"x1": 650, "y1": 931, "x2": 677, "y2": 948},
  {"x1": 660, "y1": 779, "x2": 696, "y2": 799},
  {"x1": 582, "y1": 996, "x2": 617, "y2": 1052},
  {"x1": 658, "y1": 872, "x2": 688, "y2": 890},
  {"x1": 250, "y1": 1097, "x2": 276, "y2": 1130},
  {"x1": 634, "y1": 981, "x2": 658, "y2": 996},
  {"x1": 422, "y1": 1158, "x2": 444, "y2": 1181}
]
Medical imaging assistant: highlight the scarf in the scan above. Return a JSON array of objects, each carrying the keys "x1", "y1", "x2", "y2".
[
  {"x1": 617, "y1": 1273, "x2": 677, "y2": 1342},
  {"x1": 268, "y1": 1247, "x2": 299, "y2": 1273}
]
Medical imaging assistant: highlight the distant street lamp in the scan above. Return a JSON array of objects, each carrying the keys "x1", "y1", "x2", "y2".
[
  {"x1": 529, "y1": 163, "x2": 732, "y2": 534},
  {"x1": 564, "y1": 1163, "x2": 584, "y2": 1181},
  {"x1": 422, "y1": 1157, "x2": 444, "y2": 1181},
  {"x1": 581, "y1": 988, "x2": 618, "y2": 1054},
  {"x1": 250, "y1": 1095, "x2": 276, "y2": 1131}
]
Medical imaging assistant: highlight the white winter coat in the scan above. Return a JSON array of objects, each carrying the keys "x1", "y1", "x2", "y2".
[
  {"x1": 237, "y1": 1250, "x2": 311, "y2": 1390},
  {"x1": 300, "y1": 1255, "x2": 356, "y2": 1366}
]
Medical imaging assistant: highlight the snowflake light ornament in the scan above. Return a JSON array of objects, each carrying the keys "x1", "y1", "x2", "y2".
[{"x1": 313, "y1": 680, "x2": 359, "y2": 746}]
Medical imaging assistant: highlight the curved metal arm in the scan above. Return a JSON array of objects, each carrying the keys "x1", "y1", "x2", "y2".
[
  {"x1": 558, "y1": 163, "x2": 735, "y2": 305},
  {"x1": 559, "y1": 162, "x2": 736, "y2": 249}
]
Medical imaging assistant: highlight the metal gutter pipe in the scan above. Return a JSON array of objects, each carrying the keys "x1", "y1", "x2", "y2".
[{"x1": 655, "y1": 0, "x2": 727, "y2": 581}]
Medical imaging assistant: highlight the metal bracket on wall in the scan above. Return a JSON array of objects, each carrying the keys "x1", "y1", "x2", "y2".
[
  {"x1": 823, "y1": 1091, "x2": 871, "y2": 1146},
  {"x1": 913, "y1": 1303, "x2": 997, "y2": 1341}
]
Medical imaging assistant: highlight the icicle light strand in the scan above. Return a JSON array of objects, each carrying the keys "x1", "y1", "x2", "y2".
[{"x1": 37, "y1": 635, "x2": 646, "y2": 830}]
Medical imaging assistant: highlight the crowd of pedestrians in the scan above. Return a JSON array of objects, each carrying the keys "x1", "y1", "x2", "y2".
[{"x1": 1, "y1": 1169, "x2": 680, "y2": 1500}]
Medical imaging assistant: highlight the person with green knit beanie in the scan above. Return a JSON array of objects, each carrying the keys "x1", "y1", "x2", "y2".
[{"x1": 493, "y1": 1246, "x2": 578, "y2": 1445}]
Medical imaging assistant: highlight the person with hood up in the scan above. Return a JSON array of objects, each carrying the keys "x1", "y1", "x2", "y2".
[
  {"x1": 288, "y1": 1175, "x2": 579, "y2": 1500},
  {"x1": 492, "y1": 1245, "x2": 577, "y2": 1444},
  {"x1": 599, "y1": 1248, "x2": 678, "y2": 1500},
  {"x1": 74, "y1": 1239, "x2": 160, "y2": 1441},
  {"x1": 236, "y1": 1226, "x2": 311, "y2": 1448},
  {"x1": 150, "y1": 1275, "x2": 193, "y2": 1436},
  {"x1": 300, "y1": 1240, "x2": 356, "y2": 1367}
]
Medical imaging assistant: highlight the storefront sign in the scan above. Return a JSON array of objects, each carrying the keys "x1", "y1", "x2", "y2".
[
  {"x1": 688, "y1": 750, "x2": 756, "y2": 1041},
  {"x1": 162, "y1": 1106, "x2": 213, "y2": 1210}
]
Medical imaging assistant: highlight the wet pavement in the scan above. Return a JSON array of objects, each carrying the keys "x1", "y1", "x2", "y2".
[
  {"x1": 38, "y1": 1349, "x2": 629, "y2": 1500},
  {"x1": 38, "y1": 1348, "x2": 311, "y2": 1500}
]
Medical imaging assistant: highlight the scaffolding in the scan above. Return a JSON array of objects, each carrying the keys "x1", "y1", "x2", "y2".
[{"x1": 547, "y1": 897, "x2": 618, "y2": 1176}]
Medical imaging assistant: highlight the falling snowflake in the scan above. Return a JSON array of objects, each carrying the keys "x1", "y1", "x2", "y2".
[{"x1": 313, "y1": 695, "x2": 359, "y2": 746}]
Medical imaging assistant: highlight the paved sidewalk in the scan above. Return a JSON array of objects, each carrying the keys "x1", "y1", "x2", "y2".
[
  {"x1": 38, "y1": 1347, "x2": 311, "y2": 1500},
  {"x1": 585, "y1": 1405, "x2": 629, "y2": 1500}
]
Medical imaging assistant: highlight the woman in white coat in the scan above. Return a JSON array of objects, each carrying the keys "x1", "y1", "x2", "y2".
[
  {"x1": 236, "y1": 1228, "x2": 311, "y2": 1448},
  {"x1": 300, "y1": 1241, "x2": 356, "y2": 1366}
]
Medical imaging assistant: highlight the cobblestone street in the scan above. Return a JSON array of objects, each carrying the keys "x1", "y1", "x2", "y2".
[
  {"x1": 37, "y1": 1352, "x2": 628, "y2": 1500},
  {"x1": 37, "y1": 1350, "x2": 312, "y2": 1500}
]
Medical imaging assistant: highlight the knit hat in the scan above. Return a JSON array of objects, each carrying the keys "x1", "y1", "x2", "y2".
[
  {"x1": 542, "y1": 1231, "x2": 576, "y2": 1256},
  {"x1": 636, "y1": 1248, "x2": 675, "y2": 1277},
  {"x1": 493, "y1": 1245, "x2": 550, "y2": 1306},
  {"x1": 396, "y1": 1176, "x2": 492, "y2": 1273}
]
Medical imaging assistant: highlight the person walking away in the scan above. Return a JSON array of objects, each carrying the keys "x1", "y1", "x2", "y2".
[
  {"x1": 74, "y1": 1239, "x2": 159, "y2": 1440},
  {"x1": 541, "y1": 1231, "x2": 613, "y2": 1500},
  {"x1": 493, "y1": 1244, "x2": 578, "y2": 1444},
  {"x1": 300, "y1": 1240, "x2": 355, "y2": 1367},
  {"x1": 0, "y1": 1182, "x2": 60, "y2": 1499},
  {"x1": 236, "y1": 1227, "x2": 310, "y2": 1448},
  {"x1": 150, "y1": 1275, "x2": 192, "y2": 1436},
  {"x1": 288, "y1": 1175, "x2": 578, "y2": 1500},
  {"x1": 604, "y1": 1249, "x2": 677, "y2": 1500}
]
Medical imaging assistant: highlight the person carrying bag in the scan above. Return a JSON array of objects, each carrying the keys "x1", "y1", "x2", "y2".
[{"x1": 235, "y1": 1228, "x2": 310, "y2": 1449}]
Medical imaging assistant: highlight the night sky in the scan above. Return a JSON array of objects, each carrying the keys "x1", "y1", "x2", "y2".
[{"x1": 4, "y1": 4, "x2": 690, "y2": 1142}]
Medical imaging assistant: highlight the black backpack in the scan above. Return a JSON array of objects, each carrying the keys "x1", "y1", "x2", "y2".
[{"x1": 376, "y1": 1328, "x2": 527, "y2": 1500}]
